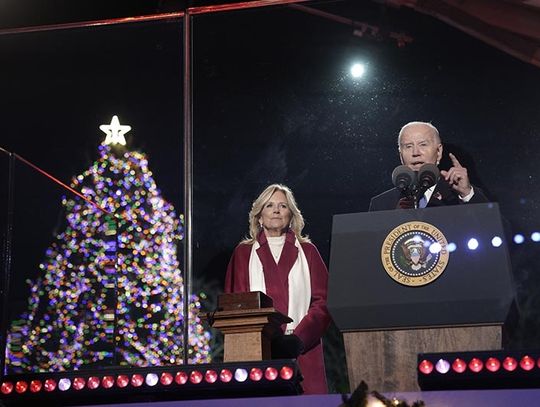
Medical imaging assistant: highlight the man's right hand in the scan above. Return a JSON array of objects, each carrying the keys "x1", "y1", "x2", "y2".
[{"x1": 397, "y1": 196, "x2": 414, "y2": 209}]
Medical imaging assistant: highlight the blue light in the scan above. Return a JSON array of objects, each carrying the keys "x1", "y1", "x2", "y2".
[
  {"x1": 58, "y1": 378, "x2": 72, "y2": 391},
  {"x1": 467, "y1": 238, "x2": 479, "y2": 250},
  {"x1": 447, "y1": 242, "x2": 457, "y2": 252},
  {"x1": 145, "y1": 373, "x2": 159, "y2": 386},
  {"x1": 429, "y1": 242, "x2": 442, "y2": 254},
  {"x1": 491, "y1": 236, "x2": 503, "y2": 247},
  {"x1": 513, "y1": 234, "x2": 525, "y2": 244},
  {"x1": 531, "y1": 232, "x2": 540, "y2": 242},
  {"x1": 234, "y1": 368, "x2": 248, "y2": 382},
  {"x1": 435, "y1": 359, "x2": 451, "y2": 374}
]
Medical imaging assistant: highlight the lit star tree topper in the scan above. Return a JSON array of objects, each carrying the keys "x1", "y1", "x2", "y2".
[
  {"x1": 100, "y1": 115, "x2": 131, "y2": 146},
  {"x1": 5, "y1": 117, "x2": 212, "y2": 372}
]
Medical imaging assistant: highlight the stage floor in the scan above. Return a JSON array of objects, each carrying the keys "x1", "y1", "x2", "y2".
[{"x1": 79, "y1": 388, "x2": 540, "y2": 407}]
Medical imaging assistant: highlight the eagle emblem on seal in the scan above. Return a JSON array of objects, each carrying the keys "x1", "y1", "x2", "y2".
[{"x1": 401, "y1": 236, "x2": 432, "y2": 271}]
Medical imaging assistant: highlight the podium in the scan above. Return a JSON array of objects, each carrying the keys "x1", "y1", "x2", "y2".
[
  {"x1": 211, "y1": 292, "x2": 292, "y2": 362},
  {"x1": 328, "y1": 203, "x2": 516, "y2": 391}
]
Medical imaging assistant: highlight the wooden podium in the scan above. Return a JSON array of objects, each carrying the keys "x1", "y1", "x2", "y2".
[
  {"x1": 328, "y1": 204, "x2": 516, "y2": 392},
  {"x1": 343, "y1": 325, "x2": 504, "y2": 391},
  {"x1": 210, "y1": 292, "x2": 291, "y2": 362}
]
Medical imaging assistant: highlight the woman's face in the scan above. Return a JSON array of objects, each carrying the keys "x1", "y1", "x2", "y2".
[{"x1": 259, "y1": 190, "x2": 292, "y2": 237}]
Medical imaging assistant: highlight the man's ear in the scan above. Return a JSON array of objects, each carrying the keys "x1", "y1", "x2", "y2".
[
  {"x1": 399, "y1": 149, "x2": 404, "y2": 165},
  {"x1": 437, "y1": 144, "x2": 443, "y2": 164}
]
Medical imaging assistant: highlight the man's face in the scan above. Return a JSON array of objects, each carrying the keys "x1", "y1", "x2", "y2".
[{"x1": 399, "y1": 123, "x2": 442, "y2": 171}]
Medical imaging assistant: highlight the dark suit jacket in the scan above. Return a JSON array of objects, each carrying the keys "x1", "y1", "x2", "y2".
[{"x1": 369, "y1": 180, "x2": 488, "y2": 211}]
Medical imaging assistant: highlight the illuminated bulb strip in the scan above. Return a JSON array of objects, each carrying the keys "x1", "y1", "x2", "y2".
[
  {"x1": 1, "y1": 382, "x2": 14, "y2": 394},
  {"x1": 189, "y1": 371, "x2": 203, "y2": 384},
  {"x1": 280, "y1": 366, "x2": 294, "y2": 380},
  {"x1": 520, "y1": 355, "x2": 535, "y2": 371},
  {"x1": 145, "y1": 374, "x2": 159, "y2": 387},
  {"x1": 503, "y1": 357, "x2": 518, "y2": 371},
  {"x1": 15, "y1": 381, "x2": 28, "y2": 394},
  {"x1": 219, "y1": 369, "x2": 233, "y2": 383},
  {"x1": 452, "y1": 358, "x2": 467, "y2": 373},
  {"x1": 204, "y1": 370, "x2": 218, "y2": 383},
  {"x1": 30, "y1": 380, "x2": 42, "y2": 393},
  {"x1": 159, "y1": 373, "x2": 173, "y2": 386},
  {"x1": 265, "y1": 367, "x2": 278, "y2": 381},
  {"x1": 468, "y1": 358, "x2": 483, "y2": 373},
  {"x1": 0, "y1": 364, "x2": 298, "y2": 398},
  {"x1": 420, "y1": 354, "x2": 540, "y2": 375},
  {"x1": 435, "y1": 359, "x2": 450, "y2": 374},
  {"x1": 234, "y1": 369, "x2": 248, "y2": 382},
  {"x1": 485, "y1": 357, "x2": 501, "y2": 372},
  {"x1": 249, "y1": 368, "x2": 263, "y2": 381},
  {"x1": 418, "y1": 359, "x2": 434, "y2": 374}
]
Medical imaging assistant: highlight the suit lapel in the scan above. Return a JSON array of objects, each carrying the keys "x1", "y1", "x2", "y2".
[{"x1": 428, "y1": 180, "x2": 460, "y2": 207}]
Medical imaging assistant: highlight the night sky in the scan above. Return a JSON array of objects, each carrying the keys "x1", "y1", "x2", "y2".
[{"x1": 1, "y1": 0, "x2": 540, "y2": 392}]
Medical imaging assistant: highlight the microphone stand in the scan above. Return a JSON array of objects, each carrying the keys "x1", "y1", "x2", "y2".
[{"x1": 410, "y1": 184, "x2": 420, "y2": 209}]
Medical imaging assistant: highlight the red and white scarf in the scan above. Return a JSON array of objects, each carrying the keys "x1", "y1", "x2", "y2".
[{"x1": 248, "y1": 237, "x2": 311, "y2": 333}]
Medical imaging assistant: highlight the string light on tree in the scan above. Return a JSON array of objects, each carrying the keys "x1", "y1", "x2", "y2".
[{"x1": 6, "y1": 116, "x2": 211, "y2": 372}]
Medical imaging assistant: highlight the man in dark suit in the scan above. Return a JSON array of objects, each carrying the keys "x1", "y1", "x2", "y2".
[{"x1": 369, "y1": 121, "x2": 487, "y2": 211}]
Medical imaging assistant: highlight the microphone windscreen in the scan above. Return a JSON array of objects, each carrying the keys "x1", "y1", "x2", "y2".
[
  {"x1": 417, "y1": 163, "x2": 440, "y2": 189},
  {"x1": 391, "y1": 165, "x2": 415, "y2": 191}
]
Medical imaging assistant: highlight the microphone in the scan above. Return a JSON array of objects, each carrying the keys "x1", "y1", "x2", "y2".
[
  {"x1": 417, "y1": 163, "x2": 440, "y2": 190},
  {"x1": 392, "y1": 165, "x2": 415, "y2": 191}
]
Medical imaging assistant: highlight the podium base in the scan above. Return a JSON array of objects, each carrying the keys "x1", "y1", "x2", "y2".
[{"x1": 344, "y1": 325, "x2": 504, "y2": 392}]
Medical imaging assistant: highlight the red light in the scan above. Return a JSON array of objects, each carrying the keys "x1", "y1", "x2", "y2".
[
  {"x1": 205, "y1": 370, "x2": 218, "y2": 383},
  {"x1": 131, "y1": 374, "x2": 144, "y2": 387},
  {"x1": 264, "y1": 367, "x2": 278, "y2": 381},
  {"x1": 451, "y1": 358, "x2": 467, "y2": 373},
  {"x1": 159, "y1": 373, "x2": 173, "y2": 386},
  {"x1": 486, "y1": 357, "x2": 501, "y2": 372},
  {"x1": 249, "y1": 368, "x2": 263, "y2": 381},
  {"x1": 44, "y1": 379, "x2": 57, "y2": 392},
  {"x1": 520, "y1": 355, "x2": 535, "y2": 371},
  {"x1": 72, "y1": 377, "x2": 85, "y2": 390},
  {"x1": 189, "y1": 371, "x2": 203, "y2": 384},
  {"x1": 503, "y1": 357, "x2": 518, "y2": 371},
  {"x1": 116, "y1": 375, "x2": 129, "y2": 388},
  {"x1": 468, "y1": 358, "x2": 484, "y2": 373},
  {"x1": 87, "y1": 376, "x2": 100, "y2": 389},
  {"x1": 418, "y1": 359, "x2": 434, "y2": 374},
  {"x1": 29, "y1": 380, "x2": 43, "y2": 393},
  {"x1": 280, "y1": 366, "x2": 294, "y2": 380},
  {"x1": 220, "y1": 369, "x2": 233, "y2": 383},
  {"x1": 15, "y1": 381, "x2": 28, "y2": 394},
  {"x1": 1, "y1": 382, "x2": 14, "y2": 395},
  {"x1": 102, "y1": 376, "x2": 115, "y2": 389},
  {"x1": 175, "y1": 372, "x2": 188, "y2": 385}
]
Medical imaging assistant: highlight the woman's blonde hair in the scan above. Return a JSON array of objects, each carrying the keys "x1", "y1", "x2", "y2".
[{"x1": 241, "y1": 183, "x2": 310, "y2": 244}]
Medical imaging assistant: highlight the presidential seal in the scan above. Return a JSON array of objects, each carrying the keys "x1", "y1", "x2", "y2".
[{"x1": 381, "y1": 221, "x2": 449, "y2": 287}]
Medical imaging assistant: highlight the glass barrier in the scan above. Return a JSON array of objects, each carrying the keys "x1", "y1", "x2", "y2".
[
  {"x1": 0, "y1": 18, "x2": 212, "y2": 378},
  {"x1": 192, "y1": 0, "x2": 540, "y2": 392},
  {"x1": 0, "y1": 0, "x2": 539, "y2": 396}
]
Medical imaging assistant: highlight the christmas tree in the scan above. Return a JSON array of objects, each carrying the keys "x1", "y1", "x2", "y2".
[{"x1": 6, "y1": 116, "x2": 211, "y2": 372}]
